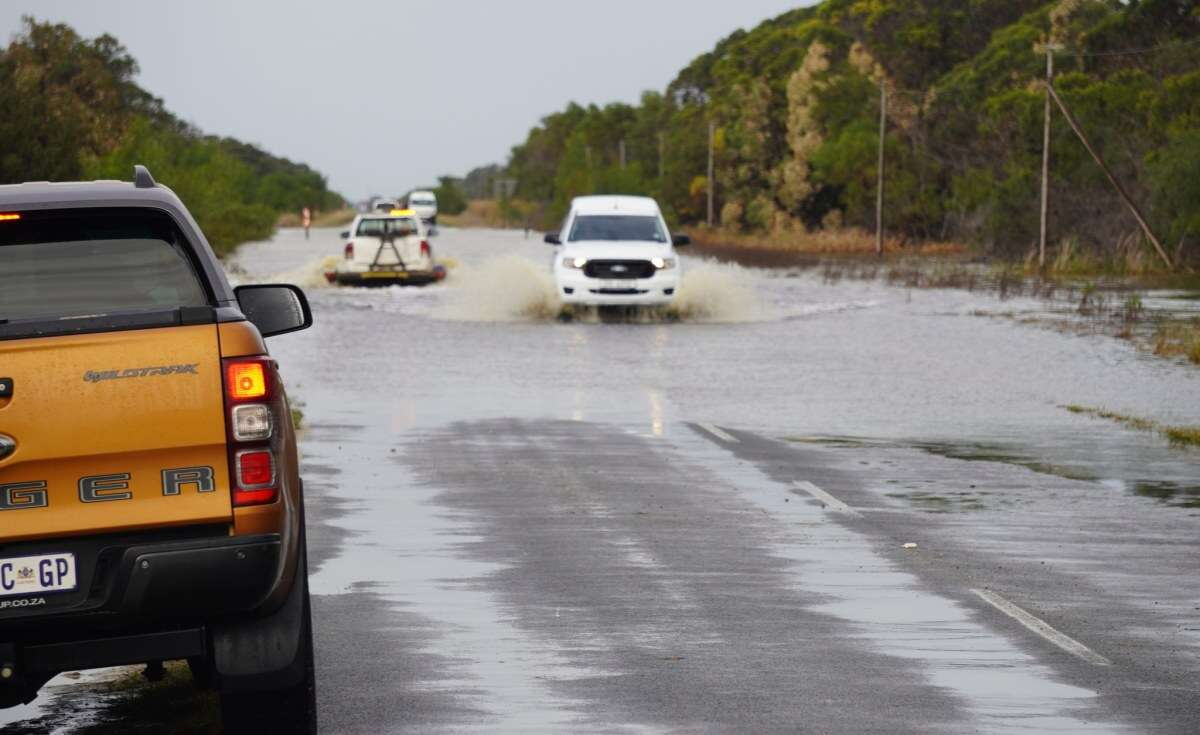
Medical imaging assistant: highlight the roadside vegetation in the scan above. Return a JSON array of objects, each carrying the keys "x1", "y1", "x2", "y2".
[
  {"x1": 438, "y1": 199, "x2": 540, "y2": 229},
  {"x1": 1062, "y1": 405, "x2": 1200, "y2": 448},
  {"x1": 0, "y1": 18, "x2": 344, "y2": 256},
  {"x1": 466, "y1": 0, "x2": 1197, "y2": 273},
  {"x1": 290, "y1": 399, "x2": 306, "y2": 431},
  {"x1": 1152, "y1": 318, "x2": 1200, "y2": 365},
  {"x1": 688, "y1": 226, "x2": 967, "y2": 263}
]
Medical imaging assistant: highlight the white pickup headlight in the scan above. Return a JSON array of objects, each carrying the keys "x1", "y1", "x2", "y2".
[
  {"x1": 562, "y1": 257, "x2": 588, "y2": 269},
  {"x1": 651, "y1": 257, "x2": 676, "y2": 270},
  {"x1": 233, "y1": 404, "x2": 273, "y2": 441}
]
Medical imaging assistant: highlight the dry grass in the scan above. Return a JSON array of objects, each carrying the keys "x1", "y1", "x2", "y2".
[
  {"x1": 687, "y1": 226, "x2": 969, "y2": 258},
  {"x1": 1153, "y1": 318, "x2": 1200, "y2": 365},
  {"x1": 439, "y1": 200, "x2": 501, "y2": 228},
  {"x1": 1061, "y1": 404, "x2": 1200, "y2": 447},
  {"x1": 1163, "y1": 426, "x2": 1200, "y2": 446},
  {"x1": 440, "y1": 199, "x2": 540, "y2": 229},
  {"x1": 1029, "y1": 234, "x2": 1181, "y2": 278}
]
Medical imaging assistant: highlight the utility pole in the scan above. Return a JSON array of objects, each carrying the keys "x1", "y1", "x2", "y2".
[
  {"x1": 875, "y1": 79, "x2": 886, "y2": 257},
  {"x1": 1046, "y1": 83, "x2": 1173, "y2": 269},
  {"x1": 707, "y1": 120, "x2": 716, "y2": 227},
  {"x1": 1039, "y1": 43, "x2": 1061, "y2": 270},
  {"x1": 619, "y1": 139, "x2": 627, "y2": 170}
]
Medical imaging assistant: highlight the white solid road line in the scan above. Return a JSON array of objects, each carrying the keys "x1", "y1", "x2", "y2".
[
  {"x1": 972, "y1": 588, "x2": 1112, "y2": 667},
  {"x1": 697, "y1": 423, "x2": 740, "y2": 443},
  {"x1": 793, "y1": 481, "x2": 861, "y2": 517}
]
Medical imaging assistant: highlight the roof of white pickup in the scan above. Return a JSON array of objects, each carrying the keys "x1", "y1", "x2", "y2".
[{"x1": 571, "y1": 195, "x2": 660, "y2": 216}]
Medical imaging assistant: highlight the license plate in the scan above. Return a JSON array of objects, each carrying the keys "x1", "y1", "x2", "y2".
[
  {"x1": 0, "y1": 553, "x2": 77, "y2": 597},
  {"x1": 599, "y1": 280, "x2": 635, "y2": 289}
]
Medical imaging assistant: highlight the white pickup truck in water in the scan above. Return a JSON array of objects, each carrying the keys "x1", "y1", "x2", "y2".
[
  {"x1": 325, "y1": 210, "x2": 443, "y2": 287},
  {"x1": 546, "y1": 195, "x2": 690, "y2": 307}
]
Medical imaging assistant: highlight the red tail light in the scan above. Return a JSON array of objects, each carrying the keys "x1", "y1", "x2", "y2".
[
  {"x1": 420, "y1": 240, "x2": 431, "y2": 257},
  {"x1": 344, "y1": 243, "x2": 354, "y2": 259},
  {"x1": 222, "y1": 357, "x2": 283, "y2": 507}
]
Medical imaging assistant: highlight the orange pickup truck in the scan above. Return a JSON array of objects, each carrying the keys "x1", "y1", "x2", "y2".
[{"x1": 0, "y1": 166, "x2": 316, "y2": 732}]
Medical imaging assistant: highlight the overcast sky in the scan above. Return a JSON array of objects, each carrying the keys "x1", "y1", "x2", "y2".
[{"x1": 2, "y1": 1, "x2": 809, "y2": 201}]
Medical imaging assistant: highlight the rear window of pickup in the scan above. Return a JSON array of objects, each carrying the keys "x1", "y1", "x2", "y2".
[
  {"x1": 0, "y1": 208, "x2": 209, "y2": 325},
  {"x1": 355, "y1": 217, "x2": 419, "y2": 237}
]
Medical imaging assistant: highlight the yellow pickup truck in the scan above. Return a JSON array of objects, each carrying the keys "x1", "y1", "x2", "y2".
[{"x1": 0, "y1": 166, "x2": 316, "y2": 732}]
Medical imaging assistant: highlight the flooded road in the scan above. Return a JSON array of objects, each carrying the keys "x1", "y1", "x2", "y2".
[{"x1": 8, "y1": 226, "x2": 1199, "y2": 733}]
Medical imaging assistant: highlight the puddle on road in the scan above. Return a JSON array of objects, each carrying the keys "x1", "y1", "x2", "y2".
[
  {"x1": 302, "y1": 404, "x2": 600, "y2": 732},
  {"x1": 0, "y1": 667, "x2": 174, "y2": 734},
  {"x1": 789, "y1": 436, "x2": 1097, "y2": 484},
  {"x1": 883, "y1": 490, "x2": 990, "y2": 513},
  {"x1": 678, "y1": 429, "x2": 1128, "y2": 734},
  {"x1": 787, "y1": 435, "x2": 1200, "y2": 514}
]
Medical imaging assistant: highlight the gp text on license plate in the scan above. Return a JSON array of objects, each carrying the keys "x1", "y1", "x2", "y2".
[{"x1": 0, "y1": 553, "x2": 77, "y2": 597}]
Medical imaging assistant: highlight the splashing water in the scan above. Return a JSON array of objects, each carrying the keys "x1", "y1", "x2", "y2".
[
  {"x1": 667, "y1": 261, "x2": 772, "y2": 323},
  {"x1": 262, "y1": 255, "x2": 341, "y2": 289},
  {"x1": 435, "y1": 255, "x2": 562, "y2": 322},
  {"x1": 435, "y1": 256, "x2": 772, "y2": 324}
]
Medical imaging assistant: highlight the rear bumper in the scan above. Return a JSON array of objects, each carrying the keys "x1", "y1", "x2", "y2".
[
  {"x1": 0, "y1": 530, "x2": 285, "y2": 703},
  {"x1": 0, "y1": 531, "x2": 282, "y2": 628},
  {"x1": 117, "y1": 534, "x2": 281, "y2": 616},
  {"x1": 327, "y1": 269, "x2": 440, "y2": 287},
  {"x1": 4, "y1": 628, "x2": 205, "y2": 682}
]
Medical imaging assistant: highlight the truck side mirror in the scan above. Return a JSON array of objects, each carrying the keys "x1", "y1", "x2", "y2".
[
  {"x1": 235, "y1": 284, "x2": 313, "y2": 338},
  {"x1": 544, "y1": 233, "x2": 562, "y2": 245},
  {"x1": 340, "y1": 230, "x2": 350, "y2": 239},
  {"x1": 672, "y1": 234, "x2": 691, "y2": 247}
]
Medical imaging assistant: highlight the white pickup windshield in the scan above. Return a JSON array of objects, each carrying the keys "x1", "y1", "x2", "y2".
[{"x1": 569, "y1": 215, "x2": 666, "y2": 243}]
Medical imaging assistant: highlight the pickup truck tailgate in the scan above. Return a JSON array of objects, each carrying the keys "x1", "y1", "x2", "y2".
[{"x1": 0, "y1": 325, "x2": 232, "y2": 542}]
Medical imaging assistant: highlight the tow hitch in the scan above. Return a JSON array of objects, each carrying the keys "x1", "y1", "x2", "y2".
[
  {"x1": 0, "y1": 643, "x2": 15, "y2": 681},
  {"x1": 0, "y1": 642, "x2": 40, "y2": 708}
]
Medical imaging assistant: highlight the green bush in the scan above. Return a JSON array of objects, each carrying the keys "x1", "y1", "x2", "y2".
[
  {"x1": 487, "y1": 0, "x2": 1200, "y2": 262},
  {"x1": 0, "y1": 17, "x2": 343, "y2": 256}
]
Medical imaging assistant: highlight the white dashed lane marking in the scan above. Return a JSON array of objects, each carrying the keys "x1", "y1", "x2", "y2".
[
  {"x1": 793, "y1": 481, "x2": 861, "y2": 517},
  {"x1": 972, "y1": 588, "x2": 1112, "y2": 666},
  {"x1": 697, "y1": 423, "x2": 739, "y2": 443}
]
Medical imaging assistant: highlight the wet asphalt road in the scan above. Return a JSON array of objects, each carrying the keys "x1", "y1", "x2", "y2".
[
  {"x1": 5, "y1": 226, "x2": 1199, "y2": 732},
  {"x1": 302, "y1": 415, "x2": 1197, "y2": 734}
]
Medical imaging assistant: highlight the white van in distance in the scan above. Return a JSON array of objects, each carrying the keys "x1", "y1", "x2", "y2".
[
  {"x1": 546, "y1": 195, "x2": 689, "y2": 307},
  {"x1": 407, "y1": 190, "x2": 438, "y2": 225}
]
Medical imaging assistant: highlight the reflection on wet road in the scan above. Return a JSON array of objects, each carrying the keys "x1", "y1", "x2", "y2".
[{"x1": 8, "y1": 226, "x2": 1199, "y2": 732}]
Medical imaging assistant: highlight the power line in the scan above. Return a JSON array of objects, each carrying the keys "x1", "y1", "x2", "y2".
[{"x1": 1061, "y1": 36, "x2": 1200, "y2": 58}]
